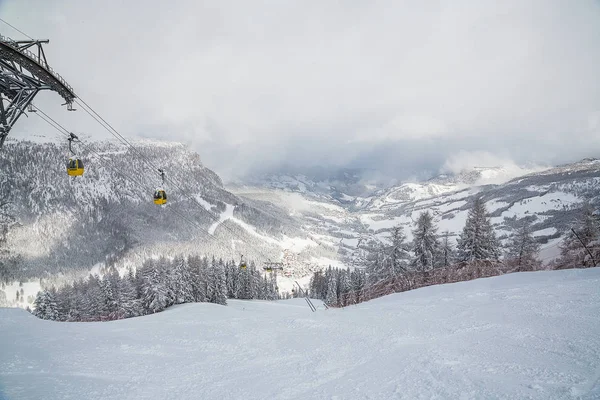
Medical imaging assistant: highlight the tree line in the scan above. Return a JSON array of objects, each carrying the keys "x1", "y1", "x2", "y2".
[
  {"x1": 311, "y1": 198, "x2": 600, "y2": 307},
  {"x1": 32, "y1": 255, "x2": 279, "y2": 321}
]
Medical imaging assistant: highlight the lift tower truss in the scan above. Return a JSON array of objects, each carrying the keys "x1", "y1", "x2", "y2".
[{"x1": 0, "y1": 34, "x2": 76, "y2": 148}]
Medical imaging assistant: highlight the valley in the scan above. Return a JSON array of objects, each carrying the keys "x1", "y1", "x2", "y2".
[{"x1": 1, "y1": 138, "x2": 599, "y2": 310}]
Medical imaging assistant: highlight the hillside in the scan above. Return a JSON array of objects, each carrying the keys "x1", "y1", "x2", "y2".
[
  {"x1": 0, "y1": 139, "x2": 337, "y2": 296},
  {"x1": 234, "y1": 159, "x2": 600, "y2": 266},
  {"x1": 1, "y1": 268, "x2": 599, "y2": 399},
  {"x1": 2, "y1": 137, "x2": 599, "y2": 309}
]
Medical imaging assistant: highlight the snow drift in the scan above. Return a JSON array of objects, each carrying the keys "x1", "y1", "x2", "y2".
[{"x1": 1, "y1": 268, "x2": 599, "y2": 399}]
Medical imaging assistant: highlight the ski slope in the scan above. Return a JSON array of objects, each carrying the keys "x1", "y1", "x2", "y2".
[{"x1": 1, "y1": 268, "x2": 600, "y2": 399}]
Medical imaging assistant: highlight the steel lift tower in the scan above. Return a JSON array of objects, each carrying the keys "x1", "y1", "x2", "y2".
[{"x1": 0, "y1": 34, "x2": 76, "y2": 148}]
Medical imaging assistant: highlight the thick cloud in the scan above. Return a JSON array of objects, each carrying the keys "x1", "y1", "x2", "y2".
[{"x1": 2, "y1": 0, "x2": 600, "y2": 180}]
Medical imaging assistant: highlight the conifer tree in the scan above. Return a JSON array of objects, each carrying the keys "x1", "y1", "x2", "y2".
[
  {"x1": 325, "y1": 272, "x2": 338, "y2": 306},
  {"x1": 33, "y1": 289, "x2": 58, "y2": 320},
  {"x1": 119, "y1": 269, "x2": 143, "y2": 317},
  {"x1": 457, "y1": 197, "x2": 500, "y2": 262},
  {"x1": 412, "y1": 211, "x2": 440, "y2": 272},
  {"x1": 506, "y1": 220, "x2": 541, "y2": 271},
  {"x1": 140, "y1": 260, "x2": 168, "y2": 313},
  {"x1": 368, "y1": 226, "x2": 410, "y2": 284},
  {"x1": 338, "y1": 270, "x2": 351, "y2": 306},
  {"x1": 440, "y1": 231, "x2": 455, "y2": 267}
]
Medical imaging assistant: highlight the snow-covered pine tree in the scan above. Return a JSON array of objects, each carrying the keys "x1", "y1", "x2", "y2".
[
  {"x1": 119, "y1": 268, "x2": 143, "y2": 318},
  {"x1": 33, "y1": 288, "x2": 58, "y2": 320},
  {"x1": 32, "y1": 290, "x2": 46, "y2": 319},
  {"x1": 368, "y1": 226, "x2": 410, "y2": 285},
  {"x1": 412, "y1": 211, "x2": 440, "y2": 272},
  {"x1": 54, "y1": 282, "x2": 76, "y2": 321},
  {"x1": 267, "y1": 273, "x2": 279, "y2": 300},
  {"x1": 80, "y1": 274, "x2": 106, "y2": 321},
  {"x1": 249, "y1": 262, "x2": 260, "y2": 299},
  {"x1": 350, "y1": 269, "x2": 366, "y2": 303},
  {"x1": 140, "y1": 259, "x2": 168, "y2": 313},
  {"x1": 188, "y1": 255, "x2": 207, "y2": 302},
  {"x1": 66, "y1": 278, "x2": 86, "y2": 321},
  {"x1": 325, "y1": 271, "x2": 338, "y2": 306},
  {"x1": 212, "y1": 258, "x2": 227, "y2": 305},
  {"x1": 171, "y1": 257, "x2": 194, "y2": 304},
  {"x1": 338, "y1": 269, "x2": 351, "y2": 306},
  {"x1": 236, "y1": 264, "x2": 251, "y2": 300},
  {"x1": 457, "y1": 197, "x2": 500, "y2": 262},
  {"x1": 506, "y1": 220, "x2": 541, "y2": 271},
  {"x1": 207, "y1": 257, "x2": 218, "y2": 302},
  {"x1": 224, "y1": 260, "x2": 237, "y2": 298},
  {"x1": 441, "y1": 231, "x2": 455, "y2": 268},
  {"x1": 101, "y1": 269, "x2": 121, "y2": 320}
]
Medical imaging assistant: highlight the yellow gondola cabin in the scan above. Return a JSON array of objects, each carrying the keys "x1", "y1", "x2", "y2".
[
  {"x1": 153, "y1": 189, "x2": 167, "y2": 205},
  {"x1": 67, "y1": 158, "x2": 84, "y2": 176}
]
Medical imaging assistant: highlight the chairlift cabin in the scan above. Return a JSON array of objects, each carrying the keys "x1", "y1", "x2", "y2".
[
  {"x1": 66, "y1": 133, "x2": 84, "y2": 176},
  {"x1": 153, "y1": 189, "x2": 167, "y2": 205}
]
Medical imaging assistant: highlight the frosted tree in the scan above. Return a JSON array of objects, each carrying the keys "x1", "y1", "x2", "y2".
[
  {"x1": 412, "y1": 211, "x2": 440, "y2": 272},
  {"x1": 350, "y1": 269, "x2": 366, "y2": 303},
  {"x1": 80, "y1": 274, "x2": 106, "y2": 321},
  {"x1": 338, "y1": 270, "x2": 351, "y2": 306},
  {"x1": 249, "y1": 262, "x2": 260, "y2": 299},
  {"x1": 368, "y1": 226, "x2": 410, "y2": 285},
  {"x1": 33, "y1": 289, "x2": 58, "y2": 320},
  {"x1": 170, "y1": 257, "x2": 194, "y2": 304},
  {"x1": 440, "y1": 231, "x2": 455, "y2": 267},
  {"x1": 119, "y1": 269, "x2": 143, "y2": 317},
  {"x1": 188, "y1": 256, "x2": 208, "y2": 302},
  {"x1": 236, "y1": 263, "x2": 258, "y2": 300},
  {"x1": 506, "y1": 220, "x2": 541, "y2": 271},
  {"x1": 457, "y1": 197, "x2": 500, "y2": 262},
  {"x1": 225, "y1": 261, "x2": 238, "y2": 298},
  {"x1": 325, "y1": 271, "x2": 338, "y2": 306},
  {"x1": 309, "y1": 270, "x2": 328, "y2": 299},
  {"x1": 55, "y1": 283, "x2": 77, "y2": 321},
  {"x1": 100, "y1": 269, "x2": 121, "y2": 319},
  {"x1": 560, "y1": 204, "x2": 600, "y2": 268},
  {"x1": 208, "y1": 258, "x2": 227, "y2": 305},
  {"x1": 140, "y1": 260, "x2": 168, "y2": 313},
  {"x1": 266, "y1": 273, "x2": 279, "y2": 300}
]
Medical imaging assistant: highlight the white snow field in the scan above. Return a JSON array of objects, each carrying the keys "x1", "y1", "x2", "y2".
[{"x1": 1, "y1": 269, "x2": 600, "y2": 400}]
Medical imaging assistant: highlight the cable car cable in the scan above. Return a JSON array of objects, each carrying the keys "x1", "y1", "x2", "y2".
[
  {"x1": 72, "y1": 97, "x2": 280, "y2": 265},
  {"x1": 1, "y1": 18, "x2": 279, "y2": 268},
  {"x1": 34, "y1": 106, "x2": 209, "y2": 235}
]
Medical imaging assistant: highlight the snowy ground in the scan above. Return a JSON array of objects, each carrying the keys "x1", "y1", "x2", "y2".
[{"x1": 1, "y1": 268, "x2": 600, "y2": 400}]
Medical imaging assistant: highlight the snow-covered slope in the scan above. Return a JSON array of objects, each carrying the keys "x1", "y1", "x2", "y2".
[{"x1": 1, "y1": 268, "x2": 599, "y2": 399}]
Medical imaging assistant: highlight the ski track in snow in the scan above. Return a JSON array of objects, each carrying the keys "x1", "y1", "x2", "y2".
[
  {"x1": 208, "y1": 204, "x2": 235, "y2": 235},
  {"x1": 1, "y1": 268, "x2": 600, "y2": 400}
]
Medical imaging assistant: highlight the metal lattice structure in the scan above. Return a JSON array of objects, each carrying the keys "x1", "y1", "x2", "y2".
[{"x1": 0, "y1": 34, "x2": 76, "y2": 148}]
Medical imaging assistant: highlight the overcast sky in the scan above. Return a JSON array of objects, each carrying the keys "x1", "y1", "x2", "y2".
[{"x1": 2, "y1": 0, "x2": 600, "y2": 181}]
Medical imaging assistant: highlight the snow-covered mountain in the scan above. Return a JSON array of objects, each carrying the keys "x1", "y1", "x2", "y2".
[
  {"x1": 2, "y1": 137, "x2": 599, "y2": 309},
  {"x1": 0, "y1": 139, "x2": 338, "y2": 304},
  {"x1": 2, "y1": 267, "x2": 599, "y2": 399},
  {"x1": 234, "y1": 159, "x2": 599, "y2": 267}
]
